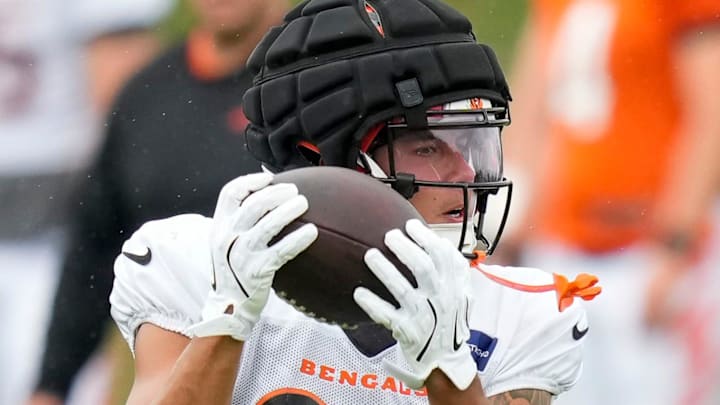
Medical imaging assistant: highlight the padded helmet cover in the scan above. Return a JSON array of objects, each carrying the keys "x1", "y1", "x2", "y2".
[{"x1": 243, "y1": 0, "x2": 512, "y2": 171}]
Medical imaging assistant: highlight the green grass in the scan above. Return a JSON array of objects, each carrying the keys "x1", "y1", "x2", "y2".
[
  {"x1": 447, "y1": 0, "x2": 528, "y2": 70},
  {"x1": 158, "y1": 0, "x2": 528, "y2": 69}
]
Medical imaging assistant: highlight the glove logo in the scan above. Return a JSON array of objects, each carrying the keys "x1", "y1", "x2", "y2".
[
  {"x1": 416, "y1": 299, "x2": 438, "y2": 362},
  {"x1": 226, "y1": 235, "x2": 250, "y2": 298},
  {"x1": 453, "y1": 318, "x2": 464, "y2": 351},
  {"x1": 453, "y1": 299, "x2": 470, "y2": 351},
  {"x1": 467, "y1": 330, "x2": 498, "y2": 372},
  {"x1": 122, "y1": 247, "x2": 152, "y2": 266}
]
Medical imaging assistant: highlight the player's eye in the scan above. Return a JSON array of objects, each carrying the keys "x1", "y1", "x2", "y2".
[
  {"x1": 413, "y1": 140, "x2": 439, "y2": 156},
  {"x1": 415, "y1": 146, "x2": 436, "y2": 156}
]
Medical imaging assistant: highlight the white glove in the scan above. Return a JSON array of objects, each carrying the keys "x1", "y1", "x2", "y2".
[
  {"x1": 353, "y1": 219, "x2": 477, "y2": 390},
  {"x1": 187, "y1": 173, "x2": 318, "y2": 341}
]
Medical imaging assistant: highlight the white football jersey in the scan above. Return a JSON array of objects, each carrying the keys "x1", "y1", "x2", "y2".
[{"x1": 111, "y1": 214, "x2": 588, "y2": 404}]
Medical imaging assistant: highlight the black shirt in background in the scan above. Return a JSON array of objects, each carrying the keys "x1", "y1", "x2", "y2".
[{"x1": 36, "y1": 43, "x2": 260, "y2": 397}]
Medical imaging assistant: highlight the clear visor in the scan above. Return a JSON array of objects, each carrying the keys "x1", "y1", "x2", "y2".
[
  {"x1": 362, "y1": 99, "x2": 511, "y2": 257},
  {"x1": 385, "y1": 126, "x2": 503, "y2": 184},
  {"x1": 366, "y1": 120, "x2": 510, "y2": 257}
]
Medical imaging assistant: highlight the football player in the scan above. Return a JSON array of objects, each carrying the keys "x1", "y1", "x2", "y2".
[{"x1": 110, "y1": 0, "x2": 601, "y2": 404}]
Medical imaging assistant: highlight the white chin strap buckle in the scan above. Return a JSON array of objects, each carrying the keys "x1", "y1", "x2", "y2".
[{"x1": 428, "y1": 222, "x2": 477, "y2": 255}]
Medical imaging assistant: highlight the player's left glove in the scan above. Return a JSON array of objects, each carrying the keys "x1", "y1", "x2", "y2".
[
  {"x1": 188, "y1": 173, "x2": 318, "y2": 341},
  {"x1": 353, "y1": 219, "x2": 477, "y2": 391}
]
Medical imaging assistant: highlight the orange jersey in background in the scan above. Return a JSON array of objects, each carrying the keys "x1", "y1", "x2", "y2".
[{"x1": 529, "y1": 0, "x2": 720, "y2": 252}]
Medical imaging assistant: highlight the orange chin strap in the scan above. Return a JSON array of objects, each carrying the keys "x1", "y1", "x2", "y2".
[
  {"x1": 469, "y1": 250, "x2": 487, "y2": 268},
  {"x1": 471, "y1": 250, "x2": 602, "y2": 312}
]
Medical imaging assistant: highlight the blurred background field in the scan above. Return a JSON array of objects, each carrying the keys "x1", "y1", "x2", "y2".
[{"x1": 159, "y1": 0, "x2": 529, "y2": 70}]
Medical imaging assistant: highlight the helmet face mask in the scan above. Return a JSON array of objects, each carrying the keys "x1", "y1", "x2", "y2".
[{"x1": 361, "y1": 99, "x2": 513, "y2": 257}]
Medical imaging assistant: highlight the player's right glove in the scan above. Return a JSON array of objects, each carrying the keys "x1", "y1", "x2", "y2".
[
  {"x1": 187, "y1": 173, "x2": 318, "y2": 341},
  {"x1": 353, "y1": 219, "x2": 477, "y2": 391}
]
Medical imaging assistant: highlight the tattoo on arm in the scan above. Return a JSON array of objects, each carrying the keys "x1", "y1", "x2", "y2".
[{"x1": 487, "y1": 389, "x2": 553, "y2": 405}]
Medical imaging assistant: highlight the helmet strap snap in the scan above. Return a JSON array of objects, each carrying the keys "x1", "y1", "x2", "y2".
[{"x1": 391, "y1": 172, "x2": 419, "y2": 199}]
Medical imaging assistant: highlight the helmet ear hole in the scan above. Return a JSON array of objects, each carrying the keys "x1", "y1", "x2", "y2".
[{"x1": 297, "y1": 142, "x2": 322, "y2": 166}]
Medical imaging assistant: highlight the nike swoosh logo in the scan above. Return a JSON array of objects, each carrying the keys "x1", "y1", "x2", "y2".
[
  {"x1": 416, "y1": 299, "x2": 437, "y2": 362},
  {"x1": 122, "y1": 247, "x2": 152, "y2": 266},
  {"x1": 226, "y1": 236, "x2": 249, "y2": 298},
  {"x1": 453, "y1": 298, "x2": 470, "y2": 351},
  {"x1": 453, "y1": 318, "x2": 464, "y2": 351},
  {"x1": 572, "y1": 324, "x2": 589, "y2": 340}
]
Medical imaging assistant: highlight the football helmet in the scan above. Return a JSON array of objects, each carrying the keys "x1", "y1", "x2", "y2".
[{"x1": 242, "y1": 0, "x2": 513, "y2": 257}]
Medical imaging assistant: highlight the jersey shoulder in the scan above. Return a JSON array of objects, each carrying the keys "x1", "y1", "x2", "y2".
[
  {"x1": 469, "y1": 263, "x2": 589, "y2": 397},
  {"x1": 110, "y1": 213, "x2": 213, "y2": 353}
]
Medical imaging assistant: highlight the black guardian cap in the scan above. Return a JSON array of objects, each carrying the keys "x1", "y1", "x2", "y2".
[{"x1": 243, "y1": 0, "x2": 511, "y2": 171}]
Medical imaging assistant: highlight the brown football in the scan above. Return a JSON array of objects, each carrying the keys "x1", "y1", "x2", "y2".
[{"x1": 271, "y1": 166, "x2": 423, "y2": 329}]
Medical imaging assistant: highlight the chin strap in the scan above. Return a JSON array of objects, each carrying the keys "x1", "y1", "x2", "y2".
[
  {"x1": 473, "y1": 265, "x2": 602, "y2": 312},
  {"x1": 428, "y1": 222, "x2": 477, "y2": 255},
  {"x1": 468, "y1": 250, "x2": 486, "y2": 266},
  {"x1": 358, "y1": 152, "x2": 388, "y2": 178}
]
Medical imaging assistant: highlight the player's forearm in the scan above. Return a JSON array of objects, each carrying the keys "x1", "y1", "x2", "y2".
[
  {"x1": 496, "y1": 18, "x2": 549, "y2": 251},
  {"x1": 425, "y1": 369, "x2": 554, "y2": 405},
  {"x1": 149, "y1": 336, "x2": 243, "y2": 405},
  {"x1": 503, "y1": 18, "x2": 548, "y2": 173},
  {"x1": 487, "y1": 389, "x2": 553, "y2": 404},
  {"x1": 86, "y1": 29, "x2": 161, "y2": 112},
  {"x1": 653, "y1": 28, "x2": 720, "y2": 248},
  {"x1": 426, "y1": 370, "x2": 490, "y2": 405}
]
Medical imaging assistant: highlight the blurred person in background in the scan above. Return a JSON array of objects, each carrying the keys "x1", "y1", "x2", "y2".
[
  {"x1": 27, "y1": 0, "x2": 289, "y2": 404},
  {"x1": 494, "y1": 0, "x2": 720, "y2": 404},
  {"x1": 0, "y1": 0, "x2": 173, "y2": 404}
]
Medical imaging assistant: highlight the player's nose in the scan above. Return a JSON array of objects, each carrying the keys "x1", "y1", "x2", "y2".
[{"x1": 445, "y1": 150, "x2": 475, "y2": 183}]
